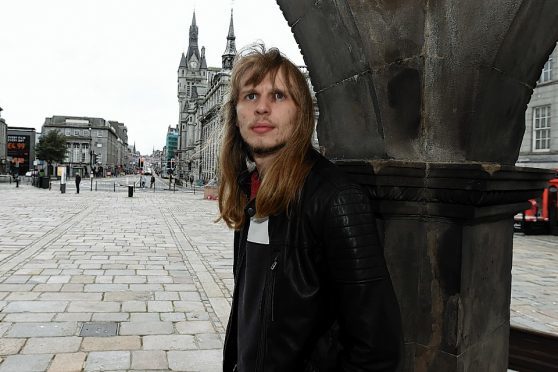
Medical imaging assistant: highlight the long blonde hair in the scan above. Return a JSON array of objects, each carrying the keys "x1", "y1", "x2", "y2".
[{"x1": 218, "y1": 46, "x2": 315, "y2": 229}]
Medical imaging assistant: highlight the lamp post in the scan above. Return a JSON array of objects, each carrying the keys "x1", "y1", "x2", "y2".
[
  {"x1": 89, "y1": 127, "x2": 94, "y2": 189},
  {"x1": 88, "y1": 128, "x2": 93, "y2": 170}
]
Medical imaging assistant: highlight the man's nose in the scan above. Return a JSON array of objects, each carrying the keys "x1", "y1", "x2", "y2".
[{"x1": 255, "y1": 97, "x2": 270, "y2": 114}]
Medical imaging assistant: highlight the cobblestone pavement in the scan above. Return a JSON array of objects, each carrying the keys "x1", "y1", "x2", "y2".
[
  {"x1": 511, "y1": 234, "x2": 558, "y2": 334},
  {"x1": 0, "y1": 182, "x2": 232, "y2": 371},
  {"x1": 0, "y1": 181, "x2": 557, "y2": 371}
]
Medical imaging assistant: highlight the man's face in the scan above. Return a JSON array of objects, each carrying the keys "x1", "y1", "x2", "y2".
[{"x1": 236, "y1": 68, "x2": 297, "y2": 157}]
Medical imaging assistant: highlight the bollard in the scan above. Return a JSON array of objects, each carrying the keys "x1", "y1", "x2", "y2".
[
  {"x1": 95, "y1": 181, "x2": 97, "y2": 191},
  {"x1": 90, "y1": 178, "x2": 93, "y2": 191},
  {"x1": 15, "y1": 177, "x2": 19, "y2": 188},
  {"x1": 128, "y1": 185, "x2": 134, "y2": 197},
  {"x1": 114, "y1": 182, "x2": 116, "y2": 192}
]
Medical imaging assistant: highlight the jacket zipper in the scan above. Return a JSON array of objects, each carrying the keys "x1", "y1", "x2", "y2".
[
  {"x1": 270, "y1": 255, "x2": 278, "y2": 322},
  {"x1": 255, "y1": 253, "x2": 280, "y2": 370}
]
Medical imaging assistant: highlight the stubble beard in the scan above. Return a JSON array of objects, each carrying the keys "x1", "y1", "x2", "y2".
[{"x1": 249, "y1": 142, "x2": 286, "y2": 157}]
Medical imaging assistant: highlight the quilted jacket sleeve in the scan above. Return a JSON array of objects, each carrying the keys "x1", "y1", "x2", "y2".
[{"x1": 322, "y1": 185, "x2": 402, "y2": 372}]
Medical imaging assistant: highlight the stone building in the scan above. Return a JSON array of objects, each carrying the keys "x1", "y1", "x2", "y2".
[
  {"x1": 128, "y1": 143, "x2": 141, "y2": 174},
  {"x1": 0, "y1": 107, "x2": 7, "y2": 174},
  {"x1": 517, "y1": 43, "x2": 558, "y2": 170},
  {"x1": 198, "y1": 71, "x2": 231, "y2": 182},
  {"x1": 41, "y1": 115, "x2": 128, "y2": 177},
  {"x1": 175, "y1": 12, "x2": 223, "y2": 182},
  {"x1": 197, "y1": 12, "x2": 237, "y2": 182}
]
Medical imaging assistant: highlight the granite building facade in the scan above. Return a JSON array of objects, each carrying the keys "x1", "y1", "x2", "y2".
[
  {"x1": 42, "y1": 115, "x2": 129, "y2": 177},
  {"x1": 175, "y1": 12, "x2": 225, "y2": 182},
  {"x1": 517, "y1": 43, "x2": 558, "y2": 170}
]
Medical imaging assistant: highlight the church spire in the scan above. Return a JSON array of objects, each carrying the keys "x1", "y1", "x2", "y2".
[
  {"x1": 222, "y1": 9, "x2": 236, "y2": 70},
  {"x1": 187, "y1": 11, "x2": 200, "y2": 63},
  {"x1": 178, "y1": 53, "x2": 187, "y2": 69},
  {"x1": 200, "y1": 46, "x2": 207, "y2": 69},
  {"x1": 227, "y1": 9, "x2": 235, "y2": 39}
]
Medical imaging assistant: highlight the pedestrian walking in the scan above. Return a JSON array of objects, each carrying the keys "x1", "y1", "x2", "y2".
[
  {"x1": 150, "y1": 174, "x2": 155, "y2": 188},
  {"x1": 218, "y1": 46, "x2": 402, "y2": 371},
  {"x1": 75, "y1": 173, "x2": 81, "y2": 194},
  {"x1": 189, "y1": 174, "x2": 194, "y2": 187},
  {"x1": 140, "y1": 174, "x2": 146, "y2": 189}
]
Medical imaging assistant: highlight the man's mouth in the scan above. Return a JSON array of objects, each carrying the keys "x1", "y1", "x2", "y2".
[{"x1": 252, "y1": 123, "x2": 273, "y2": 134}]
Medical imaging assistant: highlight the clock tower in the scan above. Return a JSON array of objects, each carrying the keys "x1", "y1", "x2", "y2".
[{"x1": 177, "y1": 11, "x2": 207, "y2": 180}]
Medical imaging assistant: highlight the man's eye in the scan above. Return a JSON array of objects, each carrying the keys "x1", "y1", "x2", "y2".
[
  {"x1": 246, "y1": 93, "x2": 257, "y2": 100},
  {"x1": 274, "y1": 92, "x2": 285, "y2": 100}
]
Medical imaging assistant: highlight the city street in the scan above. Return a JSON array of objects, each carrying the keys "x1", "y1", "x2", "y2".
[{"x1": 0, "y1": 181, "x2": 557, "y2": 371}]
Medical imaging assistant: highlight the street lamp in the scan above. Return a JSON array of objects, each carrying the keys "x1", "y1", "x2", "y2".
[
  {"x1": 88, "y1": 127, "x2": 95, "y2": 183},
  {"x1": 88, "y1": 128, "x2": 93, "y2": 170}
]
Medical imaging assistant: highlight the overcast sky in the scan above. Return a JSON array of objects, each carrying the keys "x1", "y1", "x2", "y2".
[{"x1": 0, "y1": 0, "x2": 304, "y2": 154}]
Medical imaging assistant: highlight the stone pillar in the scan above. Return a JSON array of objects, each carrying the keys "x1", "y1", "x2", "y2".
[
  {"x1": 337, "y1": 160, "x2": 552, "y2": 370},
  {"x1": 277, "y1": 0, "x2": 558, "y2": 370}
]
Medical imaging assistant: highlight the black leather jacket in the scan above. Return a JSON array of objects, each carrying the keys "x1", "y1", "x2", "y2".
[{"x1": 223, "y1": 151, "x2": 402, "y2": 372}]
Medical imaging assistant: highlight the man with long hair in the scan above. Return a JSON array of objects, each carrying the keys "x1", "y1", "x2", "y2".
[{"x1": 219, "y1": 46, "x2": 402, "y2": 371}]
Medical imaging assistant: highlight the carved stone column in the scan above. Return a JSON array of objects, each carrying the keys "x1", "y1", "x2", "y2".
[
  {"x1": 337, "y1": 160, "x2": 552, "y2": 370},
  {"x1": 277, "y1": 0, "x2": 558, "y2": 370}
]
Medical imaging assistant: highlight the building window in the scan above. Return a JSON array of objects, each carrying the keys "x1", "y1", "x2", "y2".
[
  {"x1": 97, "y1": 130, "x2": 102, "y2": 137},
  {"x1": 533, "y1": 105, "x2": 551, "y2": 151},
  {"x1": 74, "y1": 129, "x2": 80, "y2": 136},
  {"x1": 539, "y1": 57, "x2": 553, "y2": 83},
  {"x1": 65, "y1": 128, "x2": 71, "y2": 136},
  {"x1": 72, "y1": 143, "x2": 81, "y2": 162}
]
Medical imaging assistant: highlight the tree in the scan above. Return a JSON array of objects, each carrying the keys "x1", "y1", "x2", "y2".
[{"x1": 35, "y1": 130, "x2": 67, "y2": 176}]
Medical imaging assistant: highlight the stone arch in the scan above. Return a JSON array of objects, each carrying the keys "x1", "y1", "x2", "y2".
[
  {"x1": 278, "y1": 1, "x2": 558, "y2": 163},
  {"x1": 277, "y1": 1, "x2": 558, "y2": 371}
]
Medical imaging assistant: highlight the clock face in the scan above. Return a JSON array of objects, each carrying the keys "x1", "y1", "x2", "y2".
[{"x1": 190, "y1": 60, "x2": 197, "y2": 69}]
